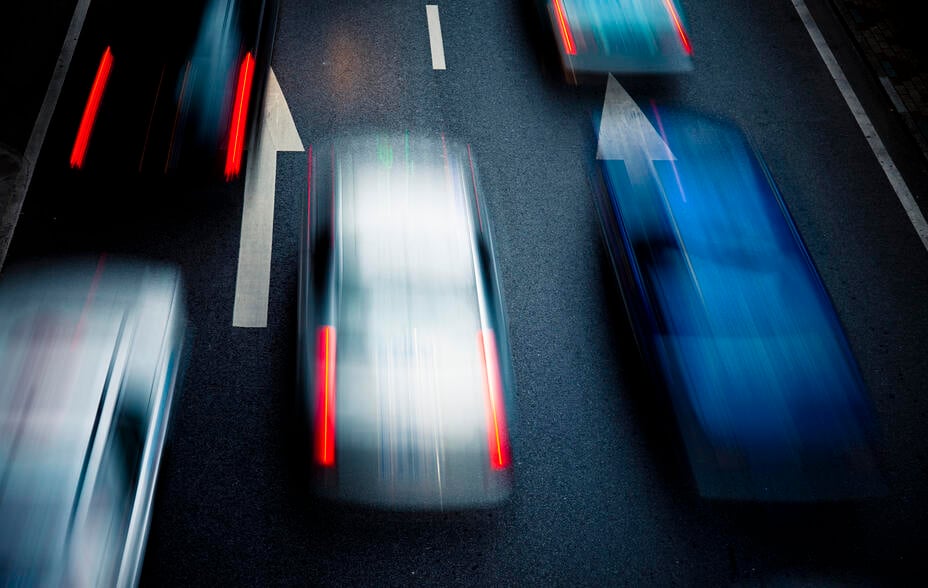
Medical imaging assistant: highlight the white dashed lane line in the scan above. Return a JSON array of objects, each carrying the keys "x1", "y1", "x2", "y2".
[{"x1": 426, "y1": 5, "x2": 446, "y2": 70}]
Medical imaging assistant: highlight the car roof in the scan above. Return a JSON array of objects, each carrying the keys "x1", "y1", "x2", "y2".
[{"x1": 600, "y1": 112, "x2": 815, "y2": 330}]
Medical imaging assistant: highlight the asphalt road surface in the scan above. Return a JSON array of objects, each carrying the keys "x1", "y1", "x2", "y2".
[{"x1": 4, "y1": 0, "x2": 928, "y2": 584}]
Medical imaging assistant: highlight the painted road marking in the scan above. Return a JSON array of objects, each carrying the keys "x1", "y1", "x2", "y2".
[
  {"x1": 597, "y1": 76, "x2": 702, "y2": 296},
  {"x1": 597, "y1": 75, "x2": 674, "y2": 162},
  {"x1": 0, "y1": 0, "x2": 94, "y2": 269},
  {"x1": 879, "y1": 76, "x2": 907, "y2": 114},
  {"x1": 232, "y1": 68, "x2": 304, "y2": 328},
  {"x1": 791, "y1": 0, "x2": 928, "y2": 252},
  {"x1": 426, "y1": 5, "x2": 446, "y2": 70}
]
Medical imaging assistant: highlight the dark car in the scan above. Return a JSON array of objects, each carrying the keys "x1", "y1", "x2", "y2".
[
  {"x1": 0, "y1": 257, "x2": 186, "y2": 584},
  {"x1": 593, "y1": 110, "x2": 884, "y2": 500},
  {"x1": 540, "y1": 0, "x2": 693, "y2": 80},
  {"x1": 63, "y1": 0, "x2": 279, "y2": 181},
  {"x1": 298, "y1": 134, "x2": 516, "y2": 509}
]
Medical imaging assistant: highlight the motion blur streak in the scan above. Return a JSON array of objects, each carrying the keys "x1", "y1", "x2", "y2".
[
  {"x1": 225, "y1": 52, "x2": 255, "y2": 181},
  {"x1": 650, "y1": 100, "x2": 688, "y2": 203},
  {"x1": 478, "y1": 330, "x2": 510, "y2": 470},
  {"x1": 466, "y1": 144, "x2": 483, "y2": 231},
  {"x1": 662, "y1": 0, "x2": 692, "y2": 55},
  {"x1": 139, "y1": 67, "x2": 167, "y2": 172},
  {"x1": 553, "y1": 0, "x2": 577, "y2": 55},
  {"x1": 69, "y1": 46, "x2": 113, "y2": 168},
  {"x1": 306, "y1": 145, "x2": 313, "y2": 236},
  {"x1": 165, "y1": 62, "x2": 192, "y2": 174},
  {"x1": 71, "y1": 253, "x2": 107, "y2": 347},
  {"x1": 314, "y1": 325, "x2": 336, "y2": 467}
]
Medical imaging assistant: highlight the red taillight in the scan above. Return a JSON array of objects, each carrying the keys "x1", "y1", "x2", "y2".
[
  {"x1": 225, "y1": 52, "x2": 255, "y2": 181},
  {"x1": 477, "y1": 329, "x2": 511, "y2": 470},
  {"x1": 314, "y1": 325, "x2": 336, "y2": 467},
  {"x1": 70, "y1": 47, "x2": 114, "y2": 169},
  {"x1": 663, "y1": 0, "x2": 693, "y2": 55},
  {"x1": 553, "y1": 0, "x2": 577, "y2": 56}
]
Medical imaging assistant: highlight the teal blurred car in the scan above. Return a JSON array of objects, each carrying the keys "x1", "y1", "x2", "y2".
[{"x1": 542, "y1": 0, "x2": 693, "y2": 79}]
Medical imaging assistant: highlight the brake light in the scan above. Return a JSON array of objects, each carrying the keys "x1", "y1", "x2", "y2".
[
  {"x1": 225, "y1": 52, "x2": 255, "y2": 181},
  {"x1": 477, "y1": 329, "x2": 511, "y2": 470},
  {"x1": 314, "y1": 325, "x2": 336, "y2": 467},
  {"x1": 663, "y1": 0, "x2": 693, "y2": 55},
  {"x1": 70, "y1": 47, "x2": 113, "y2": 169},
  {"x1": 552, "y1": 0, "x2": 577, "y2": 56}
]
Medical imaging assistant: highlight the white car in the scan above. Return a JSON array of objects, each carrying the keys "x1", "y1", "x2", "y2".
[
  {"x1": 0, "y1": 258, "x2": 186, "y2": 584},
  {"x1": 298, "y1": 135, "x2": 516, "y2": 509}
]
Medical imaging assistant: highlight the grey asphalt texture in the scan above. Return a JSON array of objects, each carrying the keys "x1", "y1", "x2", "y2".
[{"x1": 3, "y1": 0, "x2": 928, "y2": 584}]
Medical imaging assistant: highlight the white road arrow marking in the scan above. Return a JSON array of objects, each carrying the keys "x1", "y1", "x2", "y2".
[
  {"x1": 232, "y1": 68, "x2": 304, "y2": 328},
  {"x1": 597, "y1": 74, "x2": 674, "y2": 163},
  {"x1": 596, "y1": 75, "x2": 702, "y2": 296}
]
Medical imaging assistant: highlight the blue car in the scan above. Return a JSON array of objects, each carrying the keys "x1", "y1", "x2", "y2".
[
  {"x1": 541, "y1": 0, "x2": 693, "y2": 80},
  {"x1": 593, "y1": 110, "x2": 884, "y2": 500}
]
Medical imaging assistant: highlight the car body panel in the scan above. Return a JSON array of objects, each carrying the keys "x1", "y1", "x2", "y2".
[{"x1": 0, "y1": 259, "x2": 185, "y2": 584}]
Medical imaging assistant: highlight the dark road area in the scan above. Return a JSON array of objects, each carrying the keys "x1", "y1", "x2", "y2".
[{"x1": 2, "y1": 0, "x2": 928, "y2": 585}]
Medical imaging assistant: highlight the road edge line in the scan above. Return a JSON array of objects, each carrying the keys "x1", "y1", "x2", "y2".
[
  {"x1": 0, "y1": 0, "x2": 94, "y2": 270},
  {"x1": 791, "y1": 0, "x2": 928, "y2": 252}
]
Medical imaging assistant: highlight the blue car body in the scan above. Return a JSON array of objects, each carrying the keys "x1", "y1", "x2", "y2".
[{"x1": 594, "y1": 110, "x2": 884, "y2": 500}]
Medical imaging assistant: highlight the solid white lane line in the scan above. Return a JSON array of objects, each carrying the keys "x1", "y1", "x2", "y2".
[
  {"x1": 791, "y1": 0, "x2": 928, "y2": 252},
  {"x1": 426, "y1": 5, "x2": 446, "y2": 70},
  {"x1": 232, "y1": 68, "x2": 303, "y2": 328},
  {"x1": 879, "y1": 76, "x2": 907, "y2": 114},
  {"x1": 0, "y1": 0, "x2": 94, "y2": 270}
]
